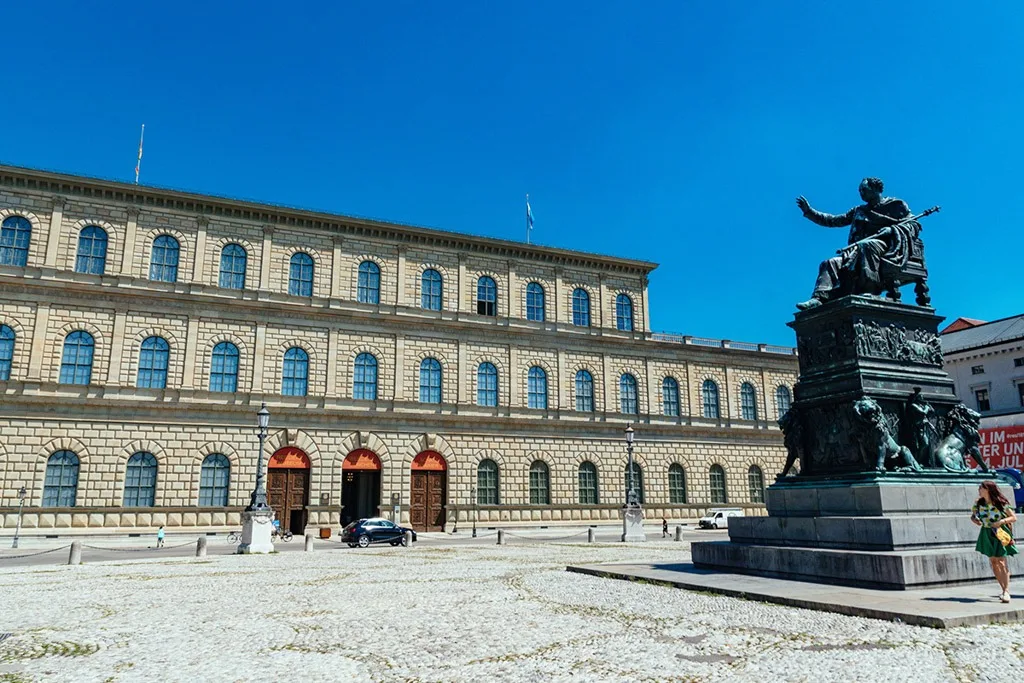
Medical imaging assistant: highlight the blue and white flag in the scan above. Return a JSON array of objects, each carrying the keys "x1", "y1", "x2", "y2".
[{"x1": 526, "y1": 195, "x2": 534, "y2": 242}]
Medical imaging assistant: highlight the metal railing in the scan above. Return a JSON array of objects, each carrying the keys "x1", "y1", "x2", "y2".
[{"x1": 650, "y1": 333, "x2": 797, "y2": 356}]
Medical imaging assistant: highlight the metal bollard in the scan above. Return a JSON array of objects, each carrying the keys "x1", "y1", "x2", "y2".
[
  {"x1": 497, "y1": 529, "x2": 505, "y2": 545},
  {"x1": 68, "y1": 541, "x2": 82, "y2": 565},
  {"x1": 588, "y1": 527, "x2": 595, "y2": 543},
  {"x1": 404, "y1": 530, "x2": 413, "y2": 547},
  {"x1": 305, "y1": 534, "x2": 314, "y2": 552},
  {"x1": 675, "y1": 525, "x2": 683, "y2": 542},
  {"x1": 196, "y1": 536, "x2": 208, "y2": 557}
]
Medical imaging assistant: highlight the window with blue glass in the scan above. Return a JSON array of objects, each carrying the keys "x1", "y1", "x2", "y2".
[
  {"x1": 525, "y1": 282, "x2": 545, "y2": 321},
  {"x1": 137, "y1": 336, "x2": 170, "y2": 389},
  {"x1": 199, "y1": 453, "x2": 230, "y2": 506},
  {"x1": 0, "y1": 215, "x2": 31, "y2": 267},
  {"x1": 421, "y1": 269, "x2": 443, "y2": 310},
  {"x1": 358, "y1": 261, "x2": 381, "y2": 304},
  {"x1": 219, "y1": 244, "x2": 247, "y2": 289},
  {"x1": 575, "y1": 370, "x2": 594, "y2": 412},
  {"x1": 123, "y1": 452, "x2": 158, "y2": 507},
  {"x1": 740, "y1": 382, "x2": 758, "y2": 420},
  {"x1": 702, "y1": 379, "x2": 720, "y2": 419},
  {"x1": 776, "y1": 385, "x2": 792, "y2": 416},
  {"x1": 282, "y1": 347, "x2": 309, "y2": 396},
  {"x1": 59, "y1": 331, "x2": 94, "y2": 385},
  {"x1": 528, "y1": 366, "x2": 548, "y2": 409},
  {"x1": 572, "y1": 288, "x2": 590, "y2": 327},
  {"x1": 149, "y1": 235, "x2": 180, "y2": 282},
  {"x1": 209, "y1": 342, "x2": 239, "y2": 392},
  {"x1": 620, "y1": 373, "x2": 638, "y2": 414},
  {"x1": 75, "y1": 226, "x2": 108, "y2": 275},
  {"x1": 353, "y1": 352, "x2": 378, "y2": 400},
  {"x1": 477, "y1": 276, "x2": 497, "y2": 316},
  {"x1": 419, "y1": 358, "x2": 442, "y2": 403},
  {"x1": 0, "y1": 324, "x2": 14, "y2": 381},
  {"x1": 662, "y1": 377, "x2": 680, "y2": 417},
  {"x1": 43, "y1": 450, "x2": 80, "y2": 507},
  {"x1": 615, "y1": 294, "x2": 634, "y2": 331},
  {"x1": 289, "y1": 252, "x2": 315, "y2": 296},
  {"x1": 477, "y1": 362, "x2": 498, "y2": 407}
]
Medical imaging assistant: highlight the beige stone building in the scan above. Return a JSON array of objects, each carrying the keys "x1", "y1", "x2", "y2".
[{"x1": 0, "y1": 165, "x2": 797, "y2": 535}]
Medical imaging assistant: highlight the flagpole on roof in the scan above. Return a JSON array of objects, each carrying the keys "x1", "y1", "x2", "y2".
[
  {"x1": 526, "y1": 194, "x2": 533, "y2": 244},
  {"x1": 134, "y1": 124, "x2": 145, "y2": 185}
]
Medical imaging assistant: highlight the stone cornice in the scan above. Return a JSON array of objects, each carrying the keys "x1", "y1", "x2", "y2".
[{"x1": 0, "y1": 164, "x2": 658, "y2": 277}]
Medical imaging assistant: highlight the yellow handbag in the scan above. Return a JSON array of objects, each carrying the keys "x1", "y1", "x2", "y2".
[{"x1": 995, "y1": 526, "x2": 1014, "y2": 547}]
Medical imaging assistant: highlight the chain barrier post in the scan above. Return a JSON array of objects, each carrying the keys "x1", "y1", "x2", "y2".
[
  {"x1": 304, "y1": 534, "x2": 314, "y2": 552},
  {"x1": 196, "y1": 536, "x2": 207, "y2": 558},
  {"x1": 497, "y1": 529, "x2": 505, "y2": 545},
  {"x1": 675, "y1": 525, "x2": 683, "y2": 542},
  {"x1": 588, "y1": 528, "x2": 595, "y2": 543},
  {"x1": 404, "y1": 530, "x2": 412, "y2": 547},
  {"x1": 68, "y1": 541, "x2": 82, "y2": 565}
]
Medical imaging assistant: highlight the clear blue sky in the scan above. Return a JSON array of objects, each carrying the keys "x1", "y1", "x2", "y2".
[{"x1": 2, "y1": 2, "x2": 1021, "y2": 345}]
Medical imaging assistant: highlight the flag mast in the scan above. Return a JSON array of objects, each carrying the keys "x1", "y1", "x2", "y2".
[
  {"x1": 526, "y1": 194, "x2": 533, "y2": 244},
  {"x1": 134, "y1": 124, "x2": 145, "y2": 185}
]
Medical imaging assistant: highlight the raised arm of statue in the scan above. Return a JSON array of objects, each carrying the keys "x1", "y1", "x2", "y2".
[{"x1": 795, "y1": 196, "x2": 855, "y2": 228}]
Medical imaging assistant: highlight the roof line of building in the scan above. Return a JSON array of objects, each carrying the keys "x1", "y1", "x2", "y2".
[{"x1": 0, "y1": 162, "x2": 659, "y2": 275}]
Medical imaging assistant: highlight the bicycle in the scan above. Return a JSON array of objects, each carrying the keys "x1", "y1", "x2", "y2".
[
  {"x1": 271, "y1": 527, "x2": 293, "y2": 542},
  {"x1": 226, "y1": 531, "x2": 242, "y2": 544}
]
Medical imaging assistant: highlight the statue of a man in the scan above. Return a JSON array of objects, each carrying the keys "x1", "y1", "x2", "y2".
[{"x1": 795, "y1": 177, "x2": 916, "y2": 310}]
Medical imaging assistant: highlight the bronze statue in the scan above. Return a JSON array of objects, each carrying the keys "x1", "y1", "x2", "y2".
[
  {"x1": 777, "y1": 406, "x2": 804, "y2": 478},
  {"x1": 795, "y1": 178, "x2": 937, "y2": 310},
  {"x1": 934, "y1": 403, "x2": 990, "y2": 473},
  {"x1": 905, "y1": 388, "x2": 937, "y2": 468},
  {"x1": 852, "y1": 396, "x2": 922, "y2": 473}
]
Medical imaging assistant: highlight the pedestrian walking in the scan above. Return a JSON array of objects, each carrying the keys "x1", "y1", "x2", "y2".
[
  {"x1": 971, "y1": 480, "x2": 1017, "y2": 603},
  {"x1": 662, "y1": 519, "x2": 668, "y2": 539},
  {"x1": 156, "y1": 525, "x2": 165, "y2": 548}
]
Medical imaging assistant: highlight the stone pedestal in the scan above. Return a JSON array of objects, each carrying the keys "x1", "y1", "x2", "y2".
[
  {"x1": 621, "y1": 505, "x2": 646, "y2": 542},
  {"x1": 237, "y1": 509, "x2": 275, "y2": 554}
]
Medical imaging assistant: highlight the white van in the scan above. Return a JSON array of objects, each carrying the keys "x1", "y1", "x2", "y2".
[{"x1": 698, "y1": 508, "x2": 743, "y2": 529}]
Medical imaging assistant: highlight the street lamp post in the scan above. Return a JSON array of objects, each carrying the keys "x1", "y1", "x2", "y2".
[
  {"x1": 12, "y1": 486, "x2": 27, "y2": 549},
  {"x1": 239, "y1": 402, "x2": 275, "y2": 554},
  {"x1": 471, "y1": 486, "x2": 477, "y2": 538},
  {"x1": 621, "y1": 424, "x2": 646, "y2": 542}
]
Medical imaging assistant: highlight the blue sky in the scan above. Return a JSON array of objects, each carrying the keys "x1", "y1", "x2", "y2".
[{"x1": 2, "y1": 2, "x2": 1021, "y2": 345}]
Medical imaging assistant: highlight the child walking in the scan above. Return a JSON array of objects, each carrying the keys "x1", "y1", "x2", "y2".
[{"x1": 156, "y1": 525, "x2": 165, "y2": 548}]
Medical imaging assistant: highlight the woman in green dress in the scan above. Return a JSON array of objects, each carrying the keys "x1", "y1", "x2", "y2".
[{"x1": 971, "y1": 480, "x2": 1018, "y2": 603}]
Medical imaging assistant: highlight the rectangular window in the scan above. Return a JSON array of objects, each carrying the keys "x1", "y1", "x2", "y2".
[
  {"x1": 578, "y1": 467, "x2": 597, "y2": 505},
  {"x1": 1018, "y1": 382, "x2": 1024, "y2": 408},
  {"x1": 1015, "y1": 357, "x2": 1024, "y2": 368},
  {"x1": 975, "y1": 388, "x2": 991, "y2": 412},
  {"x1": 971, "y1": 365, "x2": 985, "y2": 375}
]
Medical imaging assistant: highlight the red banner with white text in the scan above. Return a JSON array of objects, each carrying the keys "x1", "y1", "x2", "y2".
[{"x1": 980, "y1": 426, "x2": 1024, "y2": 470}]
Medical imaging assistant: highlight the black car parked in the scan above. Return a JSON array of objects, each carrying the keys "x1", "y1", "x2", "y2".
[{"x1": 342, "y1": 518, "x2": 418, "y2": 548}]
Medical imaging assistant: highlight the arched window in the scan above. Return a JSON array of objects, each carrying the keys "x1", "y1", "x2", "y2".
[
  {"x1": 75, "y1": 225, "x2": 108, "y2": 275},
  {"x1": 289, "y1": 252, "x2": 315, "y2": 296},
  {"x1": 702, "y1": 379, "x2": 720, "y2": 419},
  {"x1": 669, "y1": 464, "x2": 687, "y2": 504},
  {"x1": 572, "y1": 288, "x2": 590, "y2": 327},
  {"x1": 662, "y1": 377, "x2": 680, "y2": 417},
  {"x1": 477, "y1": 459, "x2": 499, "y2": 505},
  {"x1": 476, "y1": 276, "x2": 497, "y2": 316},
  {"x1": 149, "y1": 235, "x2": 180, "y2": 282},
  {"x1": 43, "y1": 450, "x2": 80, "y2": 507},
  {"x1": 353, "y1": 353, "x2": 378, "y2": 400},
  {"x1": 615, "y1": 294, "x2": 634, "y2": 331},
  {"x1": 575, "y1": 370, "x2": 595, "y2": 412},
  {"x1": 0, "y1": 324, "x2": 14, "y2": 381},
  {"x1": 123, "y1": 452, "x2": 158, "y2": 507},
  {"x1": 357, "y1": 260, "x2": 381, "y2": 304},
  {"x1": 526, "y1": 282, "x2": 545, "y2": 321},
  {"x1": 529, "y1": 461, "x2": 550, "y2": 504},
  {"x1": 625, "y1": 462, "x2": 645, "y2": 504},
  {"x1": 199, "y1": 453, "x2": 230, "y2": 506},
  {"x1": 137, "y1": 336, "x2": 170, "y2": 389},
  {"x1": 421, "y1": 269, "x2": 443, "y2": 311},
  {"x1": 59, "y1": 331, "x2": 94, "y2": 385},
  {"x1": 282, "y1": 347, "x2": 309, "y2": 397},
  {"x1": 477, "y1": 362, "x2": 498, "y2": 407},
  {"x1": 578, "y1": 462, "x2": 599, "y2": 504},
  {"x1": 620, "y1": 373, "x2": 638, "y2": 414},
  {"x1": 740, "y1": 382, "x2": 758, "y2": 420},
  {"x1": 710, "y1": 464, "x2": 727, "y2": 504},
  {"x1": 209, "y1": 341, "x2": 239, "y2": 392},
  {"x1": 528, "y1": 366, "x2": 548, "y2": 409},
  {"x1": 776, "y1": 385, "x2": 792, "y2": 416},
  {"x1": 219, "y1": 244, "x2": 247, "y2": 289},
  {"x1": 0, "y1": 215, "x2": 31, "y2": 267},
  {"x1": 419, "y1": 358, "x2": 442, "y2": 403},
  {"x1": 748, "y1": 465, "x2": 765, "y2": 503}
]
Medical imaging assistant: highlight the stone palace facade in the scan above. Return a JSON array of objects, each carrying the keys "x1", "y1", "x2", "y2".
[{"x1": 0, "y1": 165, "x2": 797, "y2": 535}]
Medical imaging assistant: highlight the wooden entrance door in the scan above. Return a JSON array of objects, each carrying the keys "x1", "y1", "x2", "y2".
[
  {"x1": 267, "y1": 447, "x2": 311, "y2": 535},
  {"x1": 410, "y1": 471, "x2": 446, "y2": 531}
]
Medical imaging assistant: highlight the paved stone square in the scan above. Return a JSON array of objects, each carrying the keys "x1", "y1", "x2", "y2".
[{"x1": 2, "y1": 540, "x2": 1024, "y2": 682}]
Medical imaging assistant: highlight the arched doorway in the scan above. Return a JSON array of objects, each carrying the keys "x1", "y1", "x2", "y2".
[
  {"x1": 341, "y1": 449, "x2": 382, "y2": 526},
  {"x1": 411, "y1": 451, "x2": 447, "y2": 532},
  {"x1": 268, "y1": 447, "x2": 311, "y2": 535}
]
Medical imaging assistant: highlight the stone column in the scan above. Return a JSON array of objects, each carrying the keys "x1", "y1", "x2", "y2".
[
  {"x1": 259, "y1": 225, "x2": 274, "y2": 291},
  {"x1": 181, "y1": 316, "x2": 200, "y2": 389},
  {"x1": 252, "y1": 322, "x2": 267, "y2": 393},
  {"x1": 556, "y1": 349, "x2": 567, "y2": 410},
  {"x1": 723, "y1": 365, "x2": 733, "y2": 420},
  {"x1": 396, "y1": 246, "x2": 407, "y2": 306},
  {"x1": 326, "y1": 328, "x2": 339, "y2": 397},
  {"x1": 394, "y1": 335, "x2": 406, "y2": 401},
  {"x1": 597, "y1": 274, "x2": 607, "y2": 329},
  {"x1": 119, "y1": 208, "x2": 140, "y2": 277},
  {"x1": 27, "y1": 303, "x2": 50, "y2": 381},
  {"x1": 457, "y1": 339, "x2": 467, "y2": 405},
  {"x1": 554, "y1": 268, "x2": 565, "y2": 324},
  {"x1": 645, "y1": 357, "x2": 656, "y2": 417},
  {"x1": 44, "y1": 196, "x2": 66, "y2": 267},
  {"x1": 640, "y1": 275, "x2": 651, "y2": 334},
  {"x1": 683, "y1": 361, "x2": 692, "y2": 418},
  {"x1": 602, "y1": 354, "x2": 612, "y2": 414},
  {"x1": 509, "y1": 345, "x2": 519, "y2": 406},
  {"x1": 330, "y1": 235, "x2": 344, "y2": 298},
  {"x1": 457, "y1": 254, "x2": 467, "y2": 313},
  {"x1": 105, "y1": 309, "x2": 128, "y2": 386},
  {"x1": 507, "y1": 260, "x2": 518, "y2": 319},
  {"x1": 760, "y1": 367, "x2": 770, "y2": 421},
  {"x1": 191, "y1": 216, "x2": 208, "y2": 284}
]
